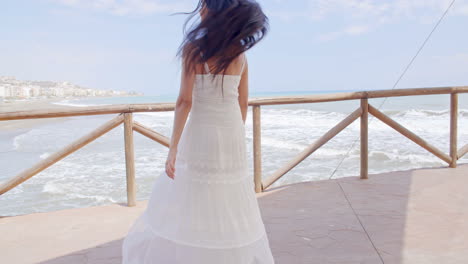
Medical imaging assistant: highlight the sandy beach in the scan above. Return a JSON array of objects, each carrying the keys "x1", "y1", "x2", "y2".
[
  {"x1": 0, "y1": 98, "x2": 73, "y2": 131},
  {"x1": 0, "y1": 95, "x2": 140, "y2": 131}
]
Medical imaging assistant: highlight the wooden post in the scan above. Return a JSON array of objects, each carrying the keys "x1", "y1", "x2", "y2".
[
  {"x1": 360, "y1": 98, "x2": 369, "y2": 179},
  {"x1": 124, "y1": 113, "x2": 136, "y2": 206},
  {"x1": 450, "y1": 93, "x2": 458, "y2": 168},
  {"x1": 252, "y1": 105, "x2": 263, "y2": 193}
]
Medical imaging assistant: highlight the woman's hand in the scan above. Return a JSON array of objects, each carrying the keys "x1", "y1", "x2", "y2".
[{"x1": 165, "y1": 148, "x2": 177, "y2": 179}]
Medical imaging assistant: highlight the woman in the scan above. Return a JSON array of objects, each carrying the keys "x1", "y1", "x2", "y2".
[{"x1": 122, "y1": 0, "x2": 273, "y2": 263}]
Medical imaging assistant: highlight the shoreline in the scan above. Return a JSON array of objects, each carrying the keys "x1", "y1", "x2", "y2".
[
  {"x1": 0, "y1": 98, "x2": 79, "y2": 132},
  {"x1": 0, "y1": 96, "x2": 141, "y2": 131},
  {"x1": 0, "y1": 98, "x2": 72, "y2": 132},
  {"x1": 0, "y1": 96, "x2": 148, "y2": 132},
  {"x1": 0, "y1": 95, "x2": 147, "y2": 132}
]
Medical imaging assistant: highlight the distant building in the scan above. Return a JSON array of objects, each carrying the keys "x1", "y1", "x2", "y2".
[{"x1": 0, "y1": 76, "x2": 143, "y2": 99}]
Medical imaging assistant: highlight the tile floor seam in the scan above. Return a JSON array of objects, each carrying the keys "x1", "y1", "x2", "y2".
[{"x1": 334, "y1": 179, "x2": 385, "y2": 264}]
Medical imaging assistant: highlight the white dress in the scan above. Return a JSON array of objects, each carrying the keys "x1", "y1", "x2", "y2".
[{"x1": 121, "y1": 57, "x2": 275, "y2": 264}]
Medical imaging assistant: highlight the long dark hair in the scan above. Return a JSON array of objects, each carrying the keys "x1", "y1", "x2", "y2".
[{"x1": 175, "y1": 0, "x2": 269, "y2": 77}]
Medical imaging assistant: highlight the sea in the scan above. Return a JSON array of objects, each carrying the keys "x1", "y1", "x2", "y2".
[{"x1": 1, "y1": 90, "x2": 467, "y2": 216}]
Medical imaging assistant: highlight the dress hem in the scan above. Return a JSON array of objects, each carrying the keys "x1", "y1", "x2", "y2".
[{"x1": 144, "y1": 212, "x2": 268, "y2": 249}]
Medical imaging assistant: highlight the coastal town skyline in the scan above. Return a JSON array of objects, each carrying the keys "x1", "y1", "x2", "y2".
[{"x1": 0, "y1": 76, "x2": 143, "y2": 100}]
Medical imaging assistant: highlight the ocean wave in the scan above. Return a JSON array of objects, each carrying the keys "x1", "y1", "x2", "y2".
[
  {"x1": 12, "y1": 134, "x2": 24, "y2": 150},
  {"x1": 42, "y1": 181, "x2": 117, "y2": 203},
  {"x1": 262, "y1": 108, "x2": 342, "y2": 118},
  {"x1": 135, "y1": 112, "x2": 174, "y2": 117},
  {"x1": 261, "y1": 137, "x2": 305, "y2": 151},
  {"x1": 389, "y1": 108, "x2": 468, "y2": 118},
  {"x1": 346, "y1": 150, "x2": 445, "y2": 165},
  {"x1": 39, "y1": 152, "x2": 50, "y2": 159},
  {"x1": 261, "y1": 136, "x2": 358, "y2": 156},
  {"x1": 42, "y1": 181, "x2": 67, "y2": 194},
  {"x1": 314, "y1": 148, "x2": 351, "y2": 157},
  {"x1": 69, "y1": 193, "x2": 117, "y2": 203},
  {"x1": 260, "y1": 110, "x2": 346, "y2": 129},
  {"x1": 12, "y1": 128, "x2": 51, "y2": 151},
  {"x1": 52, "y1": 99, "x2": 100, "y2": 107},
  {"x1": 262, "y1": 107, "x2": 468, "y2": 119}
]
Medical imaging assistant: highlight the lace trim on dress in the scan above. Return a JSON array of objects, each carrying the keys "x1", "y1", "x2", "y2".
[
  {"x1": 177, "y1": 153, "x2": 247, "y2": 165},
  {"x1": 175, "y1": 156, "x2": 250, "y2": 184}
]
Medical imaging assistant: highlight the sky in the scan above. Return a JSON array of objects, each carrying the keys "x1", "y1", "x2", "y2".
[{"x1": 1, "y1": 0, "x2": 468, "y2": 96}]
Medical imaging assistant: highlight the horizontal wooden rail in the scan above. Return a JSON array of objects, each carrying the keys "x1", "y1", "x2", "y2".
[
  {"x1": 1, "y1": 86, "x2": 467, "y2": 121},
  {"x1": 0, "y1": 103, "x2": 176, "y2": 121},
  {"x1": 249, "y1": 86, "x2": 468, "y2": 106}
]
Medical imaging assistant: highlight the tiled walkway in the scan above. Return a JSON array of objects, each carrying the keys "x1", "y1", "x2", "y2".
[{"x1": 1, "y1": 164, "x2": 467, "y2": 264}]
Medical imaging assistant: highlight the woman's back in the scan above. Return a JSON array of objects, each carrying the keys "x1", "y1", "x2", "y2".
[
  {"x1": 180, "y1": 54, "x2": 248, "y2": 171},
  {"x1": 192, "y1": 54, "x2": 246, "y2": 102}
]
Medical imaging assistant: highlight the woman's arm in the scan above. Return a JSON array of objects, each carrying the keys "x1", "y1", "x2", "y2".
[
  {"x1": 238, "y1": 55, "x2": 249, "y2": 124},
  {"x1": 165, "y1": 59, "x2": 195, "y2": 179}
]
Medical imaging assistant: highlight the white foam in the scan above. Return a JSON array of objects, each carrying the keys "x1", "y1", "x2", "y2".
[
  {"x1": 345, "y1": 150, "x2": 446, "y2": 165},
  {"x1": 52, "y1": 99, "x2": 100, "y2": 107},
  {"x1": 42, "y1": 181, "x2": 117, "y2": 203},
  {"x1": 392, "y1": 108, "x2": 468, "y2": 118},
  {"x1": 43, "y1": 182, "x2": 66, "y2": 194},
  {"x1": 12, "y1": 134, "x2": 24, "y2": 150},
  {"x1": 135, "y1": 112, "x2": 174, "y2": 117},
  {"x1": 70, "y1": 193, "x2": 117, "y2": 203},
  {"x1": 39, "y1": 152, "x2": 50, "y2": 159},
  {"x1": 261, "y1": 136, "x2": 305, "y2": 151},
  {"x1": 314, "y1": 148, "x2": 350, "y2": 157}
]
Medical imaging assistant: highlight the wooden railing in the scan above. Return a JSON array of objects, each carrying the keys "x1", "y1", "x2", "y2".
[{"x1": 0, "y1": 86, "x2": 467, "y2": 206}]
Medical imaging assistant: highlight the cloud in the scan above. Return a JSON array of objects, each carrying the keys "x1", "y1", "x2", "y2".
[
  {"x1": 345, "y1": 25, "x2": 371, "y2": 35},
  {"x1": 265, "y1": 0, "x2": 468, "y2": 41},
  {"x1": 264, "y1": 9, "x2": 309, "y2": 22},
  {"x1": 309, "y1": 0, "x2": 390, "y2": 20},
  {"x1": 318, "y1": 24, "x2": 372, "y2": 41},
  {"x1": 52, "y1": 0, "x2": 191, "y2": 16},
  {"x1": 432, "y1": 52, "x2": 468, "y2": 62},
  {"x1": 309, "y1": 0, "x2": 468, "y2": 21}
]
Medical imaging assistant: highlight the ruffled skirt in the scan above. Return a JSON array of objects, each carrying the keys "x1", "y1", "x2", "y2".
[{"x1": 121, "y1": 111, "x2": 275, "y2": 263}]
